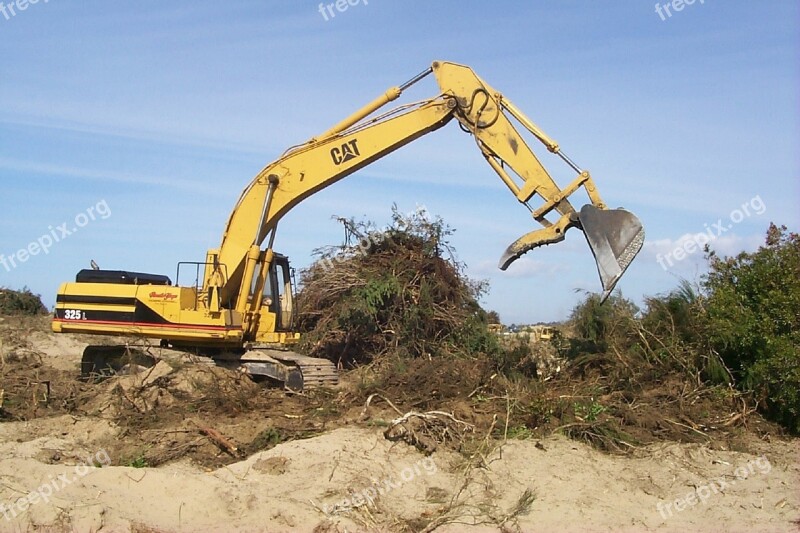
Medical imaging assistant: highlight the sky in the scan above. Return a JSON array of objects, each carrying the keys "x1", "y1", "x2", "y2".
[{"x1": 0, "y1": 0, "x2": 797, "y2": 325}]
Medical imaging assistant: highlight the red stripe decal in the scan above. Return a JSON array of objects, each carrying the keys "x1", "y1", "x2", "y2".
[{"x1": 53, "y1": 318, "x2": 238, "y2": 332}]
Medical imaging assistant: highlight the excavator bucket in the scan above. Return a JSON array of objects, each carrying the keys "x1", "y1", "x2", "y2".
[
  {"x1": 578, "y1": 204, "x2": 644, "y2": 302},
  {"x1": 498, "y1": 205, "x2": 643, "y2": 302}
]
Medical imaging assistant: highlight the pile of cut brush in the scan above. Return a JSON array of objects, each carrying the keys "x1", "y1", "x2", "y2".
[
  {"x1": 295, "y1": 207, "x2": 500, "y2": 368},
  {"x1": 297, "y1": 211, "x2": 791, "y2": 457}
]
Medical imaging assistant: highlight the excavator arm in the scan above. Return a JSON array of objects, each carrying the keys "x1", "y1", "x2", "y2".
[{"x1": 211, "y1": 61, "x2": 644, "y2": 310}]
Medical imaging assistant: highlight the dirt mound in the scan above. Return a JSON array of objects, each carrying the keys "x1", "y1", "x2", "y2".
[
  {"x1": 0, "y1": 317, "x2": 90, "y2": 422},
  {"x1": 0, "y1": 319, "x2": 346, "y2": 470},
  {"x1": 80, "y1": 357, "x2": 348, "y2": 469},
  {"x1": 354, "y1": 355, "x2": 491, "y2": 409}
]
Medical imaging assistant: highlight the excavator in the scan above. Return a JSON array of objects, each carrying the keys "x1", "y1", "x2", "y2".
[{"x1": 51, "y1": 61, "x2": 644, "y2": 390}]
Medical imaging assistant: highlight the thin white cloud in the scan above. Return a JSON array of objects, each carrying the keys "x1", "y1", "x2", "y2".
[
  {"x1": 0, "y1": 112, "x2": 269, "y2": 156},
  {"x1": 642, "y1": 232, "x2": 764, "y2": 271},
  {"x1": 707, "y1": 233, "x2": 765, "y2": 256},
  {"x1": 0, "y1": 156, "x2": 217, "y2": 195}
]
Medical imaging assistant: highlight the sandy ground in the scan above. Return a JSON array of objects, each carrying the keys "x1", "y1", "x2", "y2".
[
  {"x1": 0, "y1": 424, "x2": 796, "y2": 532},
  {"x1": 0, "y1": 318, "x2": 797, "y2": 532}
]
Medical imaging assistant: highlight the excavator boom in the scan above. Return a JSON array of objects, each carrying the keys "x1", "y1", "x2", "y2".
[{"x1": 211, "y1": 61, "x2": 643, "y2": 307}]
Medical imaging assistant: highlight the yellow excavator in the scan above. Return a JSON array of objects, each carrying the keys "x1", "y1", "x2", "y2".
[{"x1": 52, "y1": 61, "x2": 644, "y2": 390}]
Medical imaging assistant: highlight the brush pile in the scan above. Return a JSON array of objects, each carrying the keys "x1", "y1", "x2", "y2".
[
  {"x1": 296, "y1": 207, "x2": 499, "y2": 367},
  {"x1": 296, "y1": 213, "x2": 794, "y2": 455}
]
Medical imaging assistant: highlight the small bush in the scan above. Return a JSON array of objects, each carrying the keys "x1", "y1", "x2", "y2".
[
  {"x1": 566, "y1": 292, "x2": 639, "y2": 356},
  {"x1": 0, "y1": 287, "x2": 48, "y2": 316}
]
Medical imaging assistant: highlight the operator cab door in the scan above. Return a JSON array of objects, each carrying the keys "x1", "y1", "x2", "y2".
[{"x1": 264, "y1": 254, "x2": 295, "y2": 331}]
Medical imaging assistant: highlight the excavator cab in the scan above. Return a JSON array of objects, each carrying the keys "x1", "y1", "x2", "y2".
[{"x1": 261, "y1": 254, "x2": 295, "y2": 332}]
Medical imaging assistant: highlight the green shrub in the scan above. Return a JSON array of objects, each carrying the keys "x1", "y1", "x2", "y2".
[
  {"x1": 638, "y1": 281, "x2": 731, "y2": 384},
  {"x1": 0, "y1": 287, "x2": 48, "y2": 316},
  {"x1": 641, "y1": 279, "x2": 701, "y2": 344},
  {"x1": 703, "y1": 224, "x2": 800, "y2": 433},
  {"x1": 566, "y1": 292, "x2": 638, "y2": 355},
  {"x1": 561, "y1": 224, "x2": 799, "y2": 434}
]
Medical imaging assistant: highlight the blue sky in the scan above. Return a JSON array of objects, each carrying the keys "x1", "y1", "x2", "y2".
[{"x1": 0, "y1": 1, "x2": 797, "y2": 324}]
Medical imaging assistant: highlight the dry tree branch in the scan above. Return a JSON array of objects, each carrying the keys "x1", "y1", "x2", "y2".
[{"x1": 360, "y1": 393, "x2": 404, "y2": 418}]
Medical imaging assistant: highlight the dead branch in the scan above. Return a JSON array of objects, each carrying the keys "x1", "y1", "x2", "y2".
[
  {"x1": 191, "y1": 419, "x2": 240, "y2": 456},
  {"x1": 360, "y1": 393, "x2": 404, "y2": 419}
]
